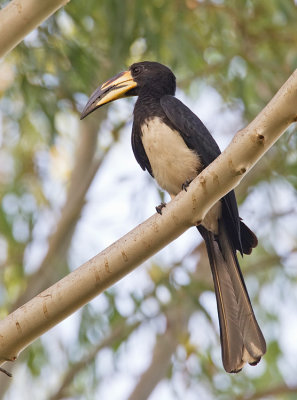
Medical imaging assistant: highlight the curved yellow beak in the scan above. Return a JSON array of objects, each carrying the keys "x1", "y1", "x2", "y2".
[{"x1": 80, "y1": 70, "x2": 137, "y2": 120}]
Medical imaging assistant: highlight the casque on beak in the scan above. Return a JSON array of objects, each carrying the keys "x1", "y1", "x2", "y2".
[{"x1": 80, "y1": 70, "x2": 137, "y2": 120}]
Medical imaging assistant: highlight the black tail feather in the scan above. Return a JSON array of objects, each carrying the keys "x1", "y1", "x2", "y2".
[
  {"x1": 240, "y1": 220, "x2": 258, "y2": 255},
  {"x1": 198, "y1": 223, "x2": 266, "y2": 373}
]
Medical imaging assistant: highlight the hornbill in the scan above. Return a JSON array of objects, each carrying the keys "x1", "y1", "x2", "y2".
[{"x1": 80, "y1": 61, "x2": 266, "y2": 373}]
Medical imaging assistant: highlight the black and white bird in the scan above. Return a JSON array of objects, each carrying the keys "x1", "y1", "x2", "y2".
[{"x1": 80, "y1": 61, "x2": 266, "y2": 373}]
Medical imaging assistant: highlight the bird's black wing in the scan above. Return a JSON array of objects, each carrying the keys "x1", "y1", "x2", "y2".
[
  {"x1": 131, "y1": 121, "x2": 153, "y2": 177},
  {"x1": 160, "y1": 95, "x2": 243, "y2": 252},
  {"x1": 160, "y1": 95, "x2": 220, "y2": 166}
]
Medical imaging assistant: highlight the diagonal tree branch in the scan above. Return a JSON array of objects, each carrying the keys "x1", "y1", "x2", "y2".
[
  {"x1": 0, "y1": 0, "x2": 70, "y2": 59},
  {"x1": 0, "y1": 69, "x2": 296, "y2": 368}
]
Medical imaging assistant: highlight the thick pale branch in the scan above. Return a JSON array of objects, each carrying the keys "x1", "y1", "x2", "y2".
[
  {"x1": 0, "y1": 0, "x2": 70, "y2": 59},
  {"x1": 0, "y1": 70, "x2": 296, "y2": 366}
]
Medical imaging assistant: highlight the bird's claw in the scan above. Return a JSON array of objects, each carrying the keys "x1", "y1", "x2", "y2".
[
  {"x1": 156, "y1": 202, "x2": 166, "y2": 215},
  {"x1": 182, "y1": 179, "x2": 193, "y2": 192}
]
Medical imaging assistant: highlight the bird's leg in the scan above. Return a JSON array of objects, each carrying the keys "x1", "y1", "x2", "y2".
[
  {"x1": 182, "y1": 179, "x2": 193, "y2": 192},
  {"x1": 156, "y1": 202, "x2": 167, "y2": 215}
]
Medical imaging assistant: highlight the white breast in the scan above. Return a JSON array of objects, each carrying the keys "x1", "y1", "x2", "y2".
[{"x1": 141, "y1": 117, "x2": 201, "y2": 197}]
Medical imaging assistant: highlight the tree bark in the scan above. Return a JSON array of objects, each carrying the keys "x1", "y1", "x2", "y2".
[
  {"x1": 0, "y1": 0, "x2": 70, "y2": 58},
  {"x1": 0, "y1": 69, "x2": 296, "y2": 368}
]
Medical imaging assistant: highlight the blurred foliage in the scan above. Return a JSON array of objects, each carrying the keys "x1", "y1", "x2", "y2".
[{"x1": 1, "y1": 0, "x2": 297, "y2": 399}]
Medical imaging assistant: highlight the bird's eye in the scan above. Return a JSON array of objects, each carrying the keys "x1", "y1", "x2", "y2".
[{"x1": 132, "y1": 66, "x2": 142, "y2": 76}]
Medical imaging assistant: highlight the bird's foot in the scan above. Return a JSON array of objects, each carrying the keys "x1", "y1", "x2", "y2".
[
  {"x1": 156, "y1": 202, "x2": 166, "y2": 215},
  {"x1": 182, "y1": 179, "x2": 193, "y2": 192}
]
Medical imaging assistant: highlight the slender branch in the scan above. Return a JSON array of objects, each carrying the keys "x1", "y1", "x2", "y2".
[
  {"x1": 0, "y1": 0, "x2": 70, "y2": 58},
  {"x1": 11, "y1": 117, "x2": 106, "y2": 311},
  {"x1": 0, "y1": 70, "x2": 296, "y2": 366},
  {"x1": 0, "y1": 116, "x2": 107, "y2": 398},
  {"x1": 50, "y1": 321, "x2": 141, "y2": 400},
  {"x1": 236, "y1": 384, "x2": 297, "y2": 400},
  {"x1": 128, "y1": 306, "x2": 189, "y2": 400},
  {"x1": 0, "y1": 367, "x2": 12, "y2": 378}
]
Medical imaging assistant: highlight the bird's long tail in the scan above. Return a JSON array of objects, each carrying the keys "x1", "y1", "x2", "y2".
[{"x1": 198, "y1": 223, "x2": 266, "y2": 373}]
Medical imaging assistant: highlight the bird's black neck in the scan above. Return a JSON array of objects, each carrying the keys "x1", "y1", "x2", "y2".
[{"x1": 134, "y1": 93, "x2": 166, "y2": 125}]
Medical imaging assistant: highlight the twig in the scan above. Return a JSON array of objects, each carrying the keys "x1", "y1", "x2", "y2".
[
  {"x1": 0, "y1": 367, "x2": 12, "y2": 378},
  {"x1": 237, "y1": 384, "x2": 297, "y2": 400}
]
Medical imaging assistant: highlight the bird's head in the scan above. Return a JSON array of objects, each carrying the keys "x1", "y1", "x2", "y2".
[{"x1": 80, "y1": 61, "x2": 176, "y2": 119}]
